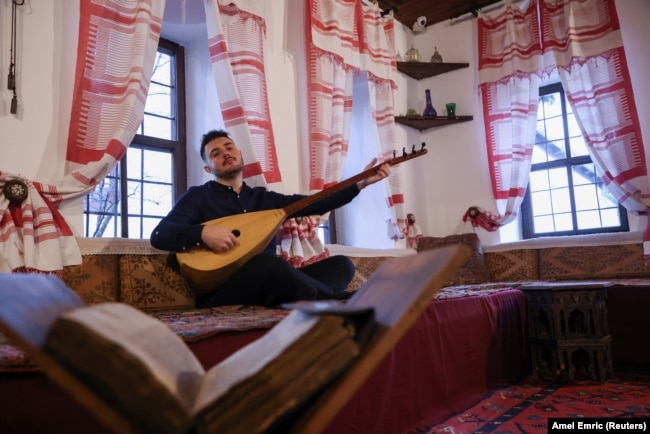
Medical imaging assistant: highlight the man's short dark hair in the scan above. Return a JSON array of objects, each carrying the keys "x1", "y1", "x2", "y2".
[{"x1": 200, "y1": 129, "x2": 231, "y2": 161}]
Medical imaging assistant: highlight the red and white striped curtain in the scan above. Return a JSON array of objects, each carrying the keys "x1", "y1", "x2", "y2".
[
  {"x1": 473, "y1": 0, "x2": 648, "y2": 260},
  {"x1": 543, "y1": 0, "x2": 650, "y2": 260},
  {"x1": 302, "y1": 0, "x2": 400, "y2": 244},
  {"x1": 367, "y1": 77, "x2": 406, "y2": 226},
  {"x1": 203, "y1": 1, "x2": 279, "y2": 188},
  {"x1": 474, "y1": 0, "x2": 542, "y2": 228},
  {"x1": 1, "y1": 0, "x2": 164, "y2": 274}
]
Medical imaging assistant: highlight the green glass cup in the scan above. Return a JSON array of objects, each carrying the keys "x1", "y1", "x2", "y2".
[{"x1": 445, "y1": 102, "x2": 456, "y2": 117}]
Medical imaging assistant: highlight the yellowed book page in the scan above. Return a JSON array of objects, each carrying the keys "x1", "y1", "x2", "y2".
[
  {"x1": 192, "y1": 309, "x2": 324, "y2": 414},
  {"x1": 57, "y1": 303, "x2": 205, "y2": 412}
]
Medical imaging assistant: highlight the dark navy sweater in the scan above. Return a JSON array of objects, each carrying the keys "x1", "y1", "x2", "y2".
[{"x1": 150, "y1": 180, "x2": 360, "y2": 253}]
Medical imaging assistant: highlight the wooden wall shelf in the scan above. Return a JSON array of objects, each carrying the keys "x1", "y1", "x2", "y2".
[
  {"x1": 395, "y1": 115, "x2": 473, "y2": 131},
  {"x1": 396, "y1": 62, "x2": 469, "y2": 80}
]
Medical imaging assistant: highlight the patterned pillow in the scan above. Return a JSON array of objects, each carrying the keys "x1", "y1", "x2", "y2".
[
  {"x1": 539, "y1": 244, "x2": 650, "y2": 281},
  {"x1": 485, "y1": 249, "x2": 540, "y2": 281},
  {"x1": 62, "y1": 254, "x2": 120, "y2": 304},
  {"x1": 417, "y1": 233, "x2": 491, "y2": 286},
  {"x1": 119, "y1": 254, "x2": 195, "y2": 312}
]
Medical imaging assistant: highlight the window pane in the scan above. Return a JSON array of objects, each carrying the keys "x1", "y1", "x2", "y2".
[
  {"x1": 576, "y1": 209, "x2": 601, "y2": 230},
  {"x1": 540, "y1": 92, "x2": 562, "y2": 117},
  {"x1": 143, "y1": 183, "x2": 173, "y2": 215},
  {"x1": 544, "y1": 116, "x2": 565, "y2": 143},
  {"x1": 127, "y1": 147, "x2": 143, "y2": 179},
  {"x1": 601, "y1": 208, "x2": 621, "y2": 227},
  {"x1": 84, "y1": 39, "x2": 186, "y2": 240},
  {"x1": 143, "y1": 149, "x2": 173, "y2": 183},
  {"x1": 87, "y1": 214, "x2": 121, "y2": 238},
  {"x1": 564, "y1": 94, "x2": 573, "y2": 115},
  {"x1": 567, "y1": 113, "x2": 582, "y2": 141},
  {"x1": 87, "y1": 178, "x2": 119, "y2": 213},
  {"x1": 142, "y1": 217, "x2": 163, "y2": 239},
  {"x1": 529, "y1": 170, "x2": 550, "y2": 192},
  {"x1": 533, "y1": 214, "x2": 555, "y2": 233},
  {"x1": 532, "y1": 140, "x2": 549, "y2": 164},
  {"x1": 548, "y1": 167, "x2": 568, "y2": 189},
  {"x1": 142, "y1": 114, "x2": 173, "y2": 140},
  {"x1": 550, "y1": 187, "x2": 571, "y2": 213},
  {"x1": 128, "y1": 217, "x2": 143, "y2": 239},
  {"x1": 574, "y1": 184, "x2": 598, "y2": 211},
  {"x1": 550, "y1": 139, "x2": 567, "y2": 161},
  {"x1": 145, "y1": 82, "x2": 172, "y2": 117},
  {"x1": 569, "y1": 136, "x2": 588, "y2": 157},
  {"x1": 522, "y1": 81, "x2": 628, "y2": 238},
  {"x1": 531, "y1": 190, "x2": 552, "y2": 215},
  {"x1": 598, "y1": 186, "x2": 618, "y2": 208},
  {"x1": 127, "y1": 180, "x2": 142, "y2": 214},
  {"x1": 573, "y1": 163, "x2": 596, "y2": 185},
  {"x1": 554, "y1": 212, "x2": 574, "y2": 231},
  {"x1": 151, "y1": 52, "x2": 172, "y2": 84}
]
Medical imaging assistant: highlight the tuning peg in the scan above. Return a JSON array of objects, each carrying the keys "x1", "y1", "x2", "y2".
[
  {"x1": 393, "y1": 150, "x2": 397, "y2": 159},
  {"x1": 402, "y1": 147, "x2": 407, "y2": 157},
  {"x1": 421, "y1": 142, "x2": 426, "y2": 151}
]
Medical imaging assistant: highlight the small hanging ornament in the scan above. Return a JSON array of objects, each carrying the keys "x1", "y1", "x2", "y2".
[{"x1": 430, "y1": 47, "x2": 443, "y2": 63}]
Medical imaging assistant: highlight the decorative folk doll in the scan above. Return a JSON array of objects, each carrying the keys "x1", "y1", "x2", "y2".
[{"x1": 403, "y1": 213, "x2": 422, "y2": 249}]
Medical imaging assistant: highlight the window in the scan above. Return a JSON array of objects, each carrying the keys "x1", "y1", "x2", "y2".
[
  {"x1": 84, "y1": 38, "x2": 186, "y2": 238},
  {"x1": 521, "y1": 82, "x2": 628, "y2": 238}
]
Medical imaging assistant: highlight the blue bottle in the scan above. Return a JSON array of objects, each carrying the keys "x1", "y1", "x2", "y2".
[{"x1": 423, "y1": 89, "x2": 437, "y2": 117}]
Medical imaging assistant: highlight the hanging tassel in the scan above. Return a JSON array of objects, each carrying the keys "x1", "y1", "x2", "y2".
[{"x1": 10, "y1": 94, "x2": 17, "y2": 114}]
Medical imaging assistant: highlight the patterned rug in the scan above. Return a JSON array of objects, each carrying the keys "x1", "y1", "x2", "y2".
[{"x1": 418, "y1": 373, "x2": 650, "y2": 434}]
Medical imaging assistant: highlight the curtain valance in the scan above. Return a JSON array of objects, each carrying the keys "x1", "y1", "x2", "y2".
[
  {"x1": 309, "y1": 0, "x2": 396, "y2": 84},
  {"x1": 479, "y1": 0, "x2": 625, "y2": 85}
]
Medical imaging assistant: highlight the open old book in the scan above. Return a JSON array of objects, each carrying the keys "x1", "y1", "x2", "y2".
[{"x1": 0, "y1": 244, "x2": 469, "y2": 434}]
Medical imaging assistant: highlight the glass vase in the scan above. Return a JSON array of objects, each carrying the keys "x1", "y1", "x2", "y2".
[{"x1": 423, "y1": 89, "x2": 437, "y2": 117}]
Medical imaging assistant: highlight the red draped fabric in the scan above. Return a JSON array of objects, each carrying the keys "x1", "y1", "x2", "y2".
[{"x1": 1, "y1": 0, "x2": 164, "y2": 274}]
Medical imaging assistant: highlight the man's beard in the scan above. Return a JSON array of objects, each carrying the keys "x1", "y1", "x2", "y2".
[{"x1": 214, "y1": 160, "x2": 244, "y2": 179}]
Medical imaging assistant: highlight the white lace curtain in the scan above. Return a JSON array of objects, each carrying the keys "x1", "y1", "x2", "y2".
[{"x1": 471, "y1": 0, "x2": 648, "y2": 262}]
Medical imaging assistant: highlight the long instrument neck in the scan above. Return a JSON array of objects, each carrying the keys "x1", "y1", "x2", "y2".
[{"x1": 282, "y1": 146, "x2": 428, "y2": 217}]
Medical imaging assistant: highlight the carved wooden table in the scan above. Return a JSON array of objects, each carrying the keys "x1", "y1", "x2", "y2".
[{"x1": 520, "y1": 281, "x2": 613, "y2": 382}]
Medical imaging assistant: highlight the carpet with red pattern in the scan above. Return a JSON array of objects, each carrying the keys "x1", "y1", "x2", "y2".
[{"x1": 418, "y1": 373, "x2": 650, "y2": 433}]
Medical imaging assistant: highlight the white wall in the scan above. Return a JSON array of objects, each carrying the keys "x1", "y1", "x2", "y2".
[
  {"x1": 0, "y1": 2, "x2": 77, "y2": 183},
  {"x1": 1, "y1": 0, "x2": 648, "y2": 247}
]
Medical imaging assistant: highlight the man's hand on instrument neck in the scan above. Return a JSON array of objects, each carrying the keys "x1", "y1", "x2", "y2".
[
  {"x1": 201, "y1": 225, "x2": 239, "y2": 252},
  {"x1": 357, "y1": 158, "x2": 391, "y2": 190}
]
